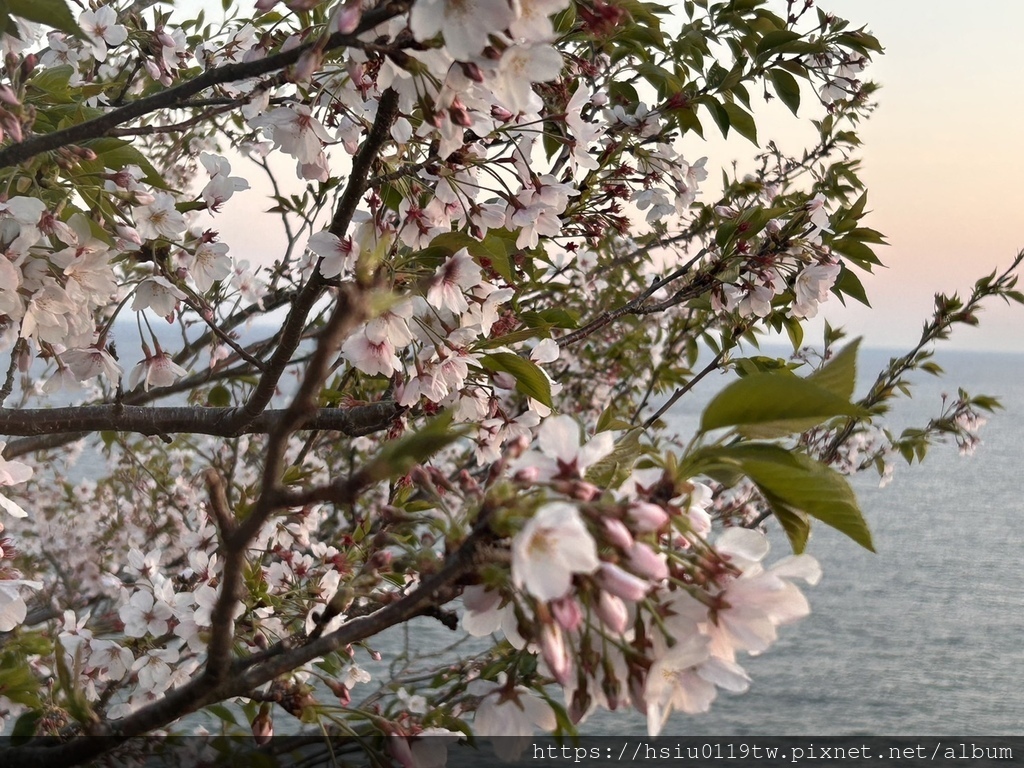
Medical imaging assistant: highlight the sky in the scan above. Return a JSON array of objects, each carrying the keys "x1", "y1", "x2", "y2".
[
  {"x1": 798, "y1": 0, "x2": 1024, "y2": 353},
  {"x1": 183, "y1": 0, "x2": 1024, "y2": 353}
]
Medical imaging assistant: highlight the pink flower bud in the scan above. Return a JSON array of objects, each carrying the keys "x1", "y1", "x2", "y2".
[
  {"x1": 551, "y1": 595, "x2": 583, "y2": 632},
  {"x1": 390, "y1": 737, "x2": 417, "y2": 768},
  {"x1": 627, "y1": 543, "x2": 668, "y2": 582},
  {"x1": 0, "y1": 110, "x2": 22, "y2": 143},
  {"x1": 628, "y1": 502, "x2": 668, "y2": 532},
  {"x1": 459, "y1": 61, "x2": 484, "y2": 82},
  {"x1": 491, "y1": 105, "x2": 514, "y2": 122},
  {"x1": 333, "y1": 0, "x2": 362, "y2": 34},
  {"x1": 251, "y1": 704, "x2": 273, "y2": 745},
  {"x1": 569, "y1": 688, "x2": 590, "y2": 724},
  {"x1": 595, "y1": 591, "x2": 629, "y2": 634},
  {"x1": 0, "y1": 85, "x2": 20, "y2": 106},
  {"x1": 492, "y1": 371, "x2": 516, "y2": 389},
  {"x1": 539, "y1": 623, "x2": 572, "y2": 685},
  {"x1": 514, "y1": 465, "x2": 541, "y2": 484},
  {"x1": 507, "y1": 434, "x2": 530, "y2": 459},
  {"x1": 327, "y1": 679, "x2": 351, "y2": 706},
  {"x1": 597, "y1": 562, "x2": 650, "y2": 602},
  {"x1": 571, "y1": 481, "x2": 600, "y2": 501},
  {"x1": 602, "y1": 518, "x2": 634, "y2": 550}
]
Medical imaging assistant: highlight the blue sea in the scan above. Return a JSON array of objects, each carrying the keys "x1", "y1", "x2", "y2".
[
  {"x1": 366, "y1": 348, "x2": 1024, "y2": 736},
  {"x1": 582, "y1": 347, "x2": 1024, "y2": 735}
]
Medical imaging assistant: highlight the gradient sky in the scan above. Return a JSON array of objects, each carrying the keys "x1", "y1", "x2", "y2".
[
  {"x1": 189, "y1": 0, "x2": 1024, "y2": 353},
  {"x1": 805, "y1": 0, "x2": 1024, "y2": 353}
]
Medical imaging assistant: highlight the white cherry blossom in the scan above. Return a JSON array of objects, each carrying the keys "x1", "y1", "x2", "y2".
[
  {"x1": 132, "y1": 276, "x2": 187, "y2": 317},
  {"x1": 79, "y1": 5, "x2": 128, "y2": 62},
  {"x1": 791, "y1": 261, "x2": 841, "y2": 319},
  {"x1": 409, "y1": 0, "x2": 517, "y2": 62},
  {"x1": 134, "y1": 193, "x2": 187, "y2": 240},
  {"x1": 0, "y1": 579, "x2": 43, "y2": 631},
  {"x1": 426, "y1": 249, "x2": 483, "y2": 314},
  {"x1": 512, "y1": 501, "x2": 599, "y2": 601}
]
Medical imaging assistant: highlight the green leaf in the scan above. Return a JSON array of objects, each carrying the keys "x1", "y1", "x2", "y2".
[
  {"x1": 586, "y1": 428, "x2": 643, "y2": 488},
  {"x1": 700, "y1": 369, "x2": 866, "y2": 437},
  {"x1": 830, "y1": 237, "x2": 882, "y2": 268},
  {"x1": 207, "y1": 385, "x2": 231, "y2": 408},
  {"x1": 772, "y1": 504, "x2": 811, "y2": 554},
  {"x1": 769, "y1": 68, "x2": 801, "y2": 115},
  {"x1": 206, "y1": 703, "x2": 240, "y2": 726},
  {"x1": 479, "y1": 352, "x2": 553, "y2": 407},
  {"x1": 0, "y1": 651, "x2": 44, "y2": 709},
  {"x1": 833, "y1": 264, "x2": 871, "y2": 305},
  {"x1": 367, "y1": 411, "x2": 468, "y2": 481},
  {"x1": 77, "y1": 137, "x2": 165, "y2": 189},
  {"x1": 10, "y1": 710, "x2": 42, "y2": 746},
  {"x1": 26, "y1": 65, "x2": 76, "y2": 102},
  {"x1": 722, "y1": 102, "x2": 757, "y2": 145},
  {"x1": 695, "y1": 443, "x2": 874, "y2": 552},
  {"x1": 704, "y1": 98, "x2": 730, "y2": 137},
  {"x1": 806, "y1": 337, "x2": 860, "y2": 401},
  {"x1": 6, "y1": 0, "x2": 83, "y2": 37},
  {"x1": 756, "y1": 30, "x2": 802, "y2": 59}
]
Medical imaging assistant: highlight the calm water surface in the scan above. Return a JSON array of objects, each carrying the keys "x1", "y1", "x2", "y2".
[{"x1": 384, "y1": 349, "x2": 1024, "y2": 735}]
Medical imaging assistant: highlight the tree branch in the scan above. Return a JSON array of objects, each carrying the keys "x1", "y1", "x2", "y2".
[
  {"x1": 0, "y1": 2, "x2": 412, "y2": 169},
  {"x1": 0, "y1": 401, "x2": 401, "y2": 441},
  {"x1": 0, "y1": 524, "x2": 488, "y2": 768}
]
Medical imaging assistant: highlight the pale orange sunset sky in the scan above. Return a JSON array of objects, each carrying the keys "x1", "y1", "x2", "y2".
[
  {"x1": 179, "y1": 0, "x2": 1024, "y2": 353},
  {"x1": 790, "y1": 0, "x2": 1024, "y2": 354}
]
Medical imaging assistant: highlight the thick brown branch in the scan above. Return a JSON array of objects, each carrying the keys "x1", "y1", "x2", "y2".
[
  {"x1": 0, "y1": 402, "x2": 401, "y2": 441},
  {"x1": 201, "y1": 470, "x2": 242, "y2": 681}
]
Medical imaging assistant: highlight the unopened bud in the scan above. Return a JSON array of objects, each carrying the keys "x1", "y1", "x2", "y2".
[
  {"x1": 602, "y1": 518, "x2": 634, "y2": 550},
  {"x1": 326, "y1": 679, "x2": 352, "y2": 706},
  {"x1": 491, "y1": 105, "x2": 514, "y2": 122},
  {"x1": 595, "y1": 590, "x2": 629, "y2": 634},
  {"x1": 506, "y1": 434, "x2": 530, "y2": 459},
  {"x1": 551, "y1": 595, "x2": 583, "y2": 632},
  {"x1": 292, "y1": 49, "x2": 321, "y2": 83},
  {"x1": 251, "y1": 703, "x2": 273, "y2": 746},
  {"x1": 448, "y1": 101, "x2": 473, "y2": 128},
  {"x1": 570, "y1": 480, "x2": 600, "y2": 501},
  {"x1": 333, "y1": 0, "x2": 362, "y2": 34},
  {"x1": 20, "y1": 53, "x2": 37, "y2": 79},
  {"x1": 512, "y1": 466, "x2": 544, "y2": 483},
  {"x1": 0, "y1": 85, "x2": 19, "y2": 106},
  {"x1": 539, "y1": 623, "x2": 572, "y2": 685},
  {"x1": 569, "y1": 684, "x2": 591, "y2": 724},
  {"x1": 628, "y1": 501, "x2": 668, "y2": 532},
  {"x1": 597, "y1": 562, "x2": 650, "y2": 602},
  {"x1": 458, "y1": 61, "x2": 484, "y2": 82},
  {"x1": 627, "y1": 543, "x2": 669, "y2": 582}
]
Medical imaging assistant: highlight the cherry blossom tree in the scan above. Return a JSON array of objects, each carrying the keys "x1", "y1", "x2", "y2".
[{"x1": 0, "y1": 0, "x2": 1020, "y2": 765}]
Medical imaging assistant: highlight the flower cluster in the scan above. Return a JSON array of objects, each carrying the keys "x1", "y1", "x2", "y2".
[{"x1": 5, "y1": 0, "x2": 999, "y2": 760}]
